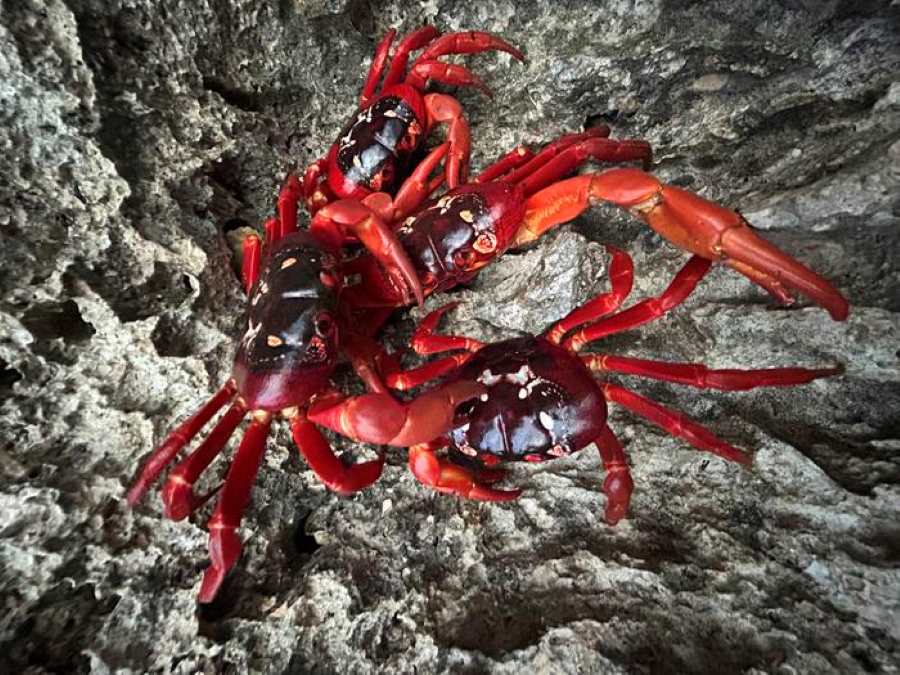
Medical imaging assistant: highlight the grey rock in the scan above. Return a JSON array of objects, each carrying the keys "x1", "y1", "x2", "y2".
[{"x1": 1, "y1": 0, "x2": 898, "y2": 673}]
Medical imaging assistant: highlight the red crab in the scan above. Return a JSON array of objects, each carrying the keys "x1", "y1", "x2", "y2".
[
  {"x1": 298, "y1": 25, "x2": 524, "y2": 218},
  {"x1": 127, "y1": 187, "x2": 482, "y2": 602},
  {"x1": 324, "y1": 126, "x2": 848, "y2": 324},
  {"x1": 333, "y1": 246, "x2": 842, "y2": 523}
]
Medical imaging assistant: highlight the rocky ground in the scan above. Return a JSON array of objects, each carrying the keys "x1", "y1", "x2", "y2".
[{"x1": 1, "y1": 1, "x2": 898, "y2": 673}]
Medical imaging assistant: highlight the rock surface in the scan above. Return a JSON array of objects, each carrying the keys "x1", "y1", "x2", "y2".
[{"x1": 1, "y1": 1, "x2": 899, "y2": 672}]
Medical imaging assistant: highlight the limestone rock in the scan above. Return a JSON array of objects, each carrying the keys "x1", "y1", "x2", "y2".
[{"x1": 1, "y1": 1, "x2": 898, "y2": 672}]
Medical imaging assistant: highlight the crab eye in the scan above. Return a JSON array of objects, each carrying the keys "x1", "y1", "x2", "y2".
[
  {"x1": 473, "y1": 232, "x2": 497, "y2": 254},
  {"x1": 314, "y1": 314, "x2": 335, "y2": 338}
]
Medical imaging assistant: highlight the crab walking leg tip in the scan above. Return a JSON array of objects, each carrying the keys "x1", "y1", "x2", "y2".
[
  {"x1": 198, "y1": 523, "x2": 243, "y2": 603},
  {"x1": 198, "y1": 566, "x2": 226, "y2": 604}
]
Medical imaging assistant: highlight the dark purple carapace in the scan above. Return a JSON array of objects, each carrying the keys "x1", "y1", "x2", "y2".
[
  {"x1": 447, "y1": 337, "x2": 607, "y2": 464},
  {"x1": 326, "y1": 87, "x2": 426, "y2": 199},
  {"x1": 232, "y1": 232, "x2": 340, "y2": 410},
  {"x1": 348, "y1": 181, "x2": 527, "y2": 304}
]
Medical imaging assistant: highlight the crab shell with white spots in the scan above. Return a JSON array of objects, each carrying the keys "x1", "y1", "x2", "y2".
[
  {"x1": 232, "y1": 232, "x2": 341, "y2": 411},
  {"x1": 447, "y1": 336, "x2": 608, "y2": 464},
  {"x1": 396, "y1": 180, "x2": 527, "y2": 296},
  {"x1": 325, "y1": 84, "x2": 427, "y2": 200}
]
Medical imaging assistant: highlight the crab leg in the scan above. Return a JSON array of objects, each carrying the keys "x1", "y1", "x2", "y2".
[
  {"x1": 546, "y1": 245, "x2": 634, "y2": 344},
  {"x1": 310, "y1": 200, "x2": 424, "y2": 306},
  {"x1": 474, "y1": 146, "x2": 535, "y2": 183},
  {"x1": 277, "y1": 173, "x2": 303, "y2": 238},
  {"x1": 595, "y1": 425, "x2": 634, "y2": 526},
  {"x1": 160, "y1": 401, "x2": 247, "y2": 521},
  {"x1": 307, "y1": 380, "x2": 484, "y2": 446},
  {"x1": 584, "y1": 354, "x2": 843, "y2": 390},
  {"x1": 415, "y1": 31, "x2": 525, "y2": 63},
  {"x1": 126, "y1": 381, "x2": 237, "y2": 506},
  {"x1": 340, "y1": 325, "x2": 399, "y2": 394},
  {"x1": 386, "y1": 353, "x2": 475, "y2": 391},
  {"x1": 263, "y1": 217, "x2": 279, "y2": 247},
  {"x1": 408, "y1": 441, "x2": 522, "y2": 501},
  {"x1": 563, "y1": 255, "x2": 712, "y2": 351},
  {"x1": 424, "y1": 94, "x2": 472, "y2": 188},
  {"x1": 241, "y1": 233, "x2": 262, "y2": 295},
  {"x1": 519, "y1": 138, "x2": 654, "y2": 196},
  {"x1": 410, "y1": 303, "x2": 484, "y2": 354},
  {"x1": 520, "y1": 170, "x2": 849, "y2": 320},
  {"x1": 409, "y1": 61, "x2": 493, "y2": 98},
  {"x1": 384, "y1": 303, "x2": 483, "y2": 390},
  {"x1": 199, "y1": 411, "x2": 272, "y2": 603},
  {"x1": 381, "y1": 25, "x2": 441, "y2": 91},
  {"x1": 359, "y1": 28, "x2": 397, "y2": 108},
  {"x1": 303, "y1": 158, "x2": 330, "y2": 215},
  {"x1": 500, "y1": 127, "x2": 611, "y2": 186},
  {"x1": 602, "y1": 383, "x2": 751, "y2": 466},
  {"x1": 391, "y1": 142, "x2": 449, "y2": 219},
  {"x1": 289, "y1": 416, "x2": 385, "y2": 495}
]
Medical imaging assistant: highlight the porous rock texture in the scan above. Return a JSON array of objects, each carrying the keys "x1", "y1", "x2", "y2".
[{"x1": 1, "y1": 0, "x2": 899, "y2": 672}]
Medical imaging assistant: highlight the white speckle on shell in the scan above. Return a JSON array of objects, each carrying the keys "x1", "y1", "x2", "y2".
[{"x1": 539, "y1": 411, "x2": 554, "y2": 430}]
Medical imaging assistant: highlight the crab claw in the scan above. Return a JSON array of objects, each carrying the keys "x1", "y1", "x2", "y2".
[
  {"x1": 307, "y1": 381, "x2": 486, "y2": 447},
  {"x1": 522, "y1": 169, "x2": 849, "y2": 321},
  {"x1": 311, "y1": 200, "x2": 425, "y2": 306},
  {"x1": 409, "y1": 443, "x2": 522, "y2": 502},
  {"x1": 590, "y1": 169, "x2": 850, "y2": 321}
]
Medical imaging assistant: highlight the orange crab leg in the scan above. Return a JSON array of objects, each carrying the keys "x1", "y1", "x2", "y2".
[
  {"x1": 474, "y1": 145, "x2": 535, "y2": 183},
  {"x1": 583, "y1": 354, "x2": 843, "y2": 391},
  {"x1": 415, "y1": 31, "x2": 525, "y2": 63},
  {"x1": 409, "y1": 302, "x2": 485, "y2": 354},
  {"x1": 518, "y1": 138, "x2": 653, "y2": 196},
  {"x1": 392, "y1": 142, "x2": 449, "y2": 219},
  {"x1": 519, "y1": 169, "x2": 849, "y2": 321},
  {"x1": 563, "y1": 255, "x2": 711, "y2": 351},
  {"x1": 383, "y1": 303, "x2": 483, "y2": 390},
  {"x1": 498, "y1": 127, "x2": 612, "y2": 187},
  {"x1": 386, "y1": 353, "x2": 475, "y2": 391},
  {"x1": 410, "y1": 61, "x2": 492, "y2": 98},
  {"x1": 276, "y1": 173, "x2": 303, "y2": 238}
]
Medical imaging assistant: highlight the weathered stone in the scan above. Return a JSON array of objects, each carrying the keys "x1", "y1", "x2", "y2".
[{"x1": 1, "y1": 1, "x2": 898, "y2": 672}]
